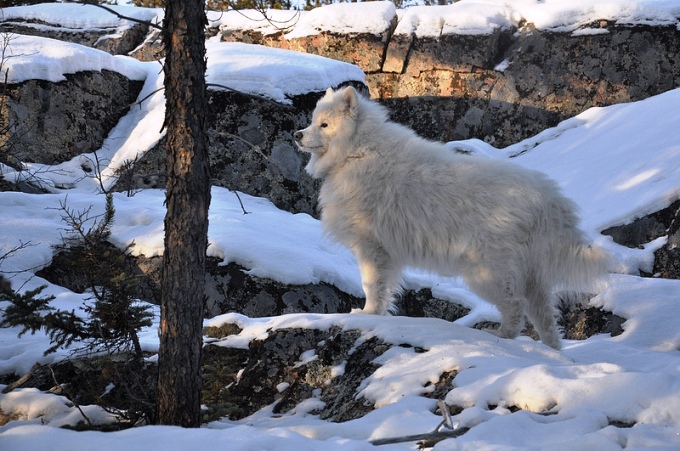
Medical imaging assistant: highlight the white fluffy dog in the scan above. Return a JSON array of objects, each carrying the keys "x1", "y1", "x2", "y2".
[{"x1": 294, "y1": 86, "x2": 610, "y2": 349}]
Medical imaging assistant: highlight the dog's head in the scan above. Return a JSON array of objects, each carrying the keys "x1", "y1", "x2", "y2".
[{"x1": 294, "y1": 86, "x2": 360, "y2": 178}]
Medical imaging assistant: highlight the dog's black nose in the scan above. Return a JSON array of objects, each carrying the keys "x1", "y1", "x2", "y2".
[{"x1": 294, "y1": 131, "x2": 303, "y2": 142}]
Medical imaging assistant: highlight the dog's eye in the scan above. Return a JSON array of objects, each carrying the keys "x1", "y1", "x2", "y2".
[{"x1": 320, "y1": 122, "x2": 328, "y2": 128}]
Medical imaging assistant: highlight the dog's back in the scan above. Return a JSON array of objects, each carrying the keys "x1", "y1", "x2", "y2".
[{"x1": 321, "y1": 133, "x2": 608, "y2": 277}]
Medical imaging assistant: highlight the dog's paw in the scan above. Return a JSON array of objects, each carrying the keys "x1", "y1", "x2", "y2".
[
  {"x1": 481, "y1": 327, "x2": 512, "y2": 339},
  {"x1": 350, "y1": 308, "x2": 366, "y2": 314},
  {"x1": 482, "y1": 328, "x2": 500, "y2": 337}
]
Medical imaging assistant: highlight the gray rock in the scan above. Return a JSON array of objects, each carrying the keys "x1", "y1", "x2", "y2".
[
  {"x1": 1, "y1": 70, "x2": 143, "y2": 167},
  {"x1": 113, "y1": 82, "x2": 368, "y2": 216},
  {"x1": 602, "y1": 199, "x2": 680, "y2": 278},
  {"x1": 202, "y1": 326, "x2": 392, "y2": 422},
  {"x1": 40, "y1": 252, "x2": 363, "y2": 319},
  {"x1": 653, "y1": 202, "x2": 680, "y2": 279},
  {"x1": 202, "y1": 260, "x2": 363, "y2": 318}
]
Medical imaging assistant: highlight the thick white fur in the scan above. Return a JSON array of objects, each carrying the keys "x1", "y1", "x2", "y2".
[{"x1": 294, "y1": 86, "x2": 611, "y2": 349}]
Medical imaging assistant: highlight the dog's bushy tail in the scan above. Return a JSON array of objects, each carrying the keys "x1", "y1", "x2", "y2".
[{"x1": 551, "y1": 240, "x2": 612, "y2": 294}]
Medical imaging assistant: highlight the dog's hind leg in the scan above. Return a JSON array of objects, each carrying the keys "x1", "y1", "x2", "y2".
[
  {"x1": 353, "y1": 245, "x2": 400, "y2": 315},
  {"x1": 495, "y1": 297, "x2": 526, "y2": 340},
  {"x1": 465, "y1": 273, "x2": 526, "y2": 340},
  {"x1": 525, "y1": 279, "x2": 561, "y2": 350}
]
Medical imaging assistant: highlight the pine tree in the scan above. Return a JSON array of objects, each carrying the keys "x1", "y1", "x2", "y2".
[{"x1": 156, "y1": 0, "x2": 211, "y2": 427}]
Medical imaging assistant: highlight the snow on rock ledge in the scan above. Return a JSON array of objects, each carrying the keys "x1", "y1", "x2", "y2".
[
  {"x1": 205, "y1": 41, "x2": 365, "y2": 104},
  {"x1": 2, "y1": 35, "x2": 148, "y2": 84},
  {"x1": 0, "y1": 4, "x2": 161, "y2": 56}
]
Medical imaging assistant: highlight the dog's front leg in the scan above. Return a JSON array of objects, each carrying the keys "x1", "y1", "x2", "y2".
[{"x1": 352, "y1": 244, "x2": 400, "y2": 315}]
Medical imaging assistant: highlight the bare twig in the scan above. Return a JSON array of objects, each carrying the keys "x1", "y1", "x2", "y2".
[
  {"x1": 213, "y1": 130, "x2": 292, "y2": 177},
  {"x1": 0, "y1": 240, "x2": 33, "y2": 266},
  {"x1": 230, "y1": 189, "x2": 249, "y2": 215},
  {"x1": 128, "y1": 83, "x2": 296, "y2": 112},
  {"x1": 50, "y1": 365, "x2": 92, "y2": 427},
  {"x1": 106, "y1": 363, "x2": 154, "y2": 424},
  {"x1": 370, "y1": 427, "x2": 468, "y2": 447},
  {"x1": 6, "y1": 161, "x2": 73, "y2": 192},
  {"x1": 127, "y1": 86, "x2": 164, "y2": 110},
  {"x1": 228, "y1": 7, "x2": 301, "y2": 31},
  {"x1": 0, "y1": 241, "x2": 43, "y2": 278},
  {"x1": 77, "y1": 1, "x2": 164, "y2": 32},
  {"x1": 438, "y1": 399, "x2": 455, "y2": 429},
  {"x1": 369, "y1": 400, "x2": 468, "y2": 447},
  {"x1": 87, "y1": 151, "x2": 111, "y2": 194}
]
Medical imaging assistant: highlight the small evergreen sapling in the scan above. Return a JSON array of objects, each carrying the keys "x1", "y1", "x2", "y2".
[{"x1": 1, "y1": 193, "x2": 153, "y2": 361}]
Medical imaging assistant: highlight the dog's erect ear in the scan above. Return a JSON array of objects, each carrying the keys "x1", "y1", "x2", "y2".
[
  {"x1": 341, "y1": 86, "x2": 359, "y2": 117},
  {"x1": 324, "y1": 87, "x2": 334, "y2": 98}
]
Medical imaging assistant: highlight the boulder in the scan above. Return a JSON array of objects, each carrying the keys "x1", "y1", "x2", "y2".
[
  {"x1": 202, "y1": 325, "x2": 393, "y2": 422},
  {"x1": 128, "y1": 28, "x2": 164, "y2": 62},
  {"x1": 602, "y1": 199, "x2": 680, "y2": 278},
  {"x1": 654, "y1": 213, "x2": 680, "y2": 279},
  {"x1": 114, "y1": 81, "x2": 368, "y2": 216},
  {"x1": 0, "y1": 20, "x2": 150, "y2": 56},
  {"x1": 373, "y1": 22, "x2": 680, "y2": 146},
  {"x1": 1, "y1": 70, "x2": 143, "y2": 168},
  {"x1": 37, "y1": 250, "x2": 364, "y2": 320},
  {"x1": 222, "y1": 27, "x2": 395, "y2": 75},
  {"x1": 5, "y1": 5, "x2": 680, "y2": 149}
]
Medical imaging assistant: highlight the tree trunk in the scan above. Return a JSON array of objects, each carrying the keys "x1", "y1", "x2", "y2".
[{"x1": 157, "y1": 0, "x2": 210, "y2": 427}]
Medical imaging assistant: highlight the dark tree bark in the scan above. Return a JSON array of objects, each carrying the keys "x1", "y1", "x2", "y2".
[{"x1": 156, "y1": 0, "x2": 211, "y2": 427}]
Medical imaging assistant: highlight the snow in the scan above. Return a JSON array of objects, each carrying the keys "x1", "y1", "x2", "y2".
[
  {"x1": 205, "y1": 41, "x2": 365, "y2": 103},
  {"x1": 0, "y1": 3, "x2": 160, "y2": 30},
  {"x1": 212, "y1": 2, "x2": 397, "y2": 38},
  {"x1": 1, "y1": 35, "x2": 363, "y2": 103},
  {"x1": 452, "y1": 90, "x2": 680, "y2": 275},
  {"x1": 284, "y1": 2, "x2": 397, "y2": 39},
  {"x1": 509, "y1": 94, "x2": 680, "y2": 232},
  {"x1": 394, "y1": 4, "x2": 519, "y2": 37},
  {"x1": 2, "y1": 35, "x2": 148, "y2": 84},
  {"x1": 207, "y1": 8, "x2": 301, "y2": 35},
  {"x1": 208, "y1": 0, "x2": 680, "y2": 38},
  {"x1": 1, "y1": 1, "x2": 680, "y2": 450},
  {"x1": 0, "y1": 35, "x2": 363, "y2": 191}
]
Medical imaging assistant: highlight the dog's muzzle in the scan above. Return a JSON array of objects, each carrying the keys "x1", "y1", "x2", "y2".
[{"x1": 293, "y1": 130, "x2": 304, "y2": 142}]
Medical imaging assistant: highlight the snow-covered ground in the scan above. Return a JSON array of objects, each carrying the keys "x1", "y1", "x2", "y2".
[{"x1": 1, "y1": 1, "x2": 680, "y2": 449}]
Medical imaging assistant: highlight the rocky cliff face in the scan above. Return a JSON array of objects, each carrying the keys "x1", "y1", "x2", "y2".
[
  {"x1": 222, "y1": 21, "x2": 680, "y2": 147},
  {"x1": 4, "y1": 8, "x2": 680, "y2": 149}
]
